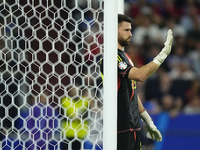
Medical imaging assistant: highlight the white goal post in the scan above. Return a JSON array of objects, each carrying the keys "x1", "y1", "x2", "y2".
[
  {"x1": 103, "y1": 0, "x2": 118, "y2": 149},
  {"x1": 103, "y1": 0, "x2": 124, "y2": 149}
]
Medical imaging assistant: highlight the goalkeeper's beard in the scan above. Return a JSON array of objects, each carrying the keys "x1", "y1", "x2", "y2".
[{"x1": 118, "y1": 37, "x2": 131, "y2": 47}]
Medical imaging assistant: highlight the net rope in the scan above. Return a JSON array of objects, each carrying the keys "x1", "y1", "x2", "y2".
[{"x1": 0, "y1": 0, "x2": 104, "y2": 149}]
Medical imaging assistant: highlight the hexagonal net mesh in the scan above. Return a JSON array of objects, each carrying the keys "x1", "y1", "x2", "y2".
[{"x1": 0, "y1": 0, "x2": 104, "y2": 149}]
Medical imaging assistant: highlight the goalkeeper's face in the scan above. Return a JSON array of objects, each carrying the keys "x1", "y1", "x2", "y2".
[{"x1": 118, "y1": 21, "x2": 132, "y2": 47}]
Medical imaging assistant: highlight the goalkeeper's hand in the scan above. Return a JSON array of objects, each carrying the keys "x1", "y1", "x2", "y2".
[
  {"x1": 140, "y1": 110, "x2": 162, "y2": 142},
  {"x1": 153, "y1": 29, "x2": 173, "y2": 66}
]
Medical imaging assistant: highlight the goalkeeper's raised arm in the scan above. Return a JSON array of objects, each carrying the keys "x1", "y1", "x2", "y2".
[
  {"x1": 100, "y1": 14, "x2": 173, "y2": 150},
  {"x1": 128, "y1": 29, "x2": 173, "y2": 82}
]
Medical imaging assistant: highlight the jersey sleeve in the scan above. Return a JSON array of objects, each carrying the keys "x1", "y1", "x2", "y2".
[
  {"x1": 99, "y1": 57, "x2": 104, "y2": 82},
  {"x1": 99, "y1": 57, "x2": 103, "y2": 74},
  {"x1": 118, "y1": 54, "x2": 133, "y2": 78}
]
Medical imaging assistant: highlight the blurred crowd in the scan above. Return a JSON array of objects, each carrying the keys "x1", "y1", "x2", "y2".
[{"x1": 123, "y1": 0, "x2": 200, "y2": 116}]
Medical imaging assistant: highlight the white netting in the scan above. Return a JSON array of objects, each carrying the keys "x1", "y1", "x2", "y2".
[{"x1": 0, "y1": 0, "x2": 104, "y2": 149}]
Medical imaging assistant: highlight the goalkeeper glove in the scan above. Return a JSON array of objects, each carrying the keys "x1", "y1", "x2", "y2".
[
  {"x1": 153, "y1": 29, "x2": 173, "y2": 66},
  {"x1": 140, "y1": 110, "x2": 162, "y2": 142}
]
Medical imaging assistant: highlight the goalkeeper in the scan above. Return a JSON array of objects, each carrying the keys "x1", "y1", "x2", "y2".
[{"x1": 100, "y1": 14, "x2": 173, "y2": 150}]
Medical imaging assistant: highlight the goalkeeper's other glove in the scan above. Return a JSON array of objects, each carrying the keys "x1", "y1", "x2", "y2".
[
  {"x1": 140, "y1": 110, "x2": 162, "y2": 142},
  {"x1": 153, "y1": 29, "x2": 173, "y2": 66}
]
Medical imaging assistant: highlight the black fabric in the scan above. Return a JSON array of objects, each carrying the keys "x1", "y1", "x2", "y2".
[
  {"x1": 117, "y1": 49, "x2": 141, "y2": 131},
  {"x1": 100, "y1": 49, "x2": 141, "y2": 132},
  {"x1": 100, "y1": 49, "x2": 141, "y2": 150},
  {"x1": 117, "y1": 130, "x2": 142, "y2": 150}
]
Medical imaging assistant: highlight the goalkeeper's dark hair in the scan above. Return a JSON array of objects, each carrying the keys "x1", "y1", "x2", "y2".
[{"x1": 118, "y1": 14, "x2": 133, "y2": 25}]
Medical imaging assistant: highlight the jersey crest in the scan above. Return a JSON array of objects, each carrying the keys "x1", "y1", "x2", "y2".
[{"x1": 118, "y1": 61, "x2": 127, "y2": 70}]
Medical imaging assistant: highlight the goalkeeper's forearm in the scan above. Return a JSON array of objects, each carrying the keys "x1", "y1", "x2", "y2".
[{"x1": 128, "y1": 29, "x2": 173, "y2": 81}]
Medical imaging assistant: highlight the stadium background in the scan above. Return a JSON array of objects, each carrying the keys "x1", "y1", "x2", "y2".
[{"x1": 124, "y1": 0, "x2": 200, "y2": 150}]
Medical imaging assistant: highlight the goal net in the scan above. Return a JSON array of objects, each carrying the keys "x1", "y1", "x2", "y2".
[{"x1": 0, "y1": 0, "x2": 104, "y2": 149}]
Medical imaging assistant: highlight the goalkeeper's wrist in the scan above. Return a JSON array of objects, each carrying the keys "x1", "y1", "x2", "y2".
[
  {"x1": 140, "y1": 110, "x2": 152, "y2": 125},
  {"x1": 153, "y1": 50, "x2": 168, "y2": 66},
  {"x1": 153, "y1": 58, "x2": 161, "y2": 66}
]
